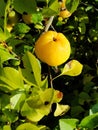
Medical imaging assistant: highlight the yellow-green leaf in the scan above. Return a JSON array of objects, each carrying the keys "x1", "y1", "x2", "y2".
[
  {"x1": 16, "y1": 123, "x2": 40, "y2": 130},
  {"x1": 61, "y1": 60, "x2": 83, "y2": 76},
  {"x1": 54, "y1": 103, "x2": 70, "y2": 117}
]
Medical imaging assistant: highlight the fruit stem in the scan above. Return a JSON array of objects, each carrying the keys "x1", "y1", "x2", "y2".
[
  {"x1": 52, "y1": 74, "x2": 62, "y2": 81},
  {"x1": 44, "y1": 16, "x2": 54, "y2": 32}
]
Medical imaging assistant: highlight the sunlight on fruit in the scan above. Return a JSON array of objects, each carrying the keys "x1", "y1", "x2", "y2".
[
  {"x1": 35, "y1": 31, "x2": 71, "y2": 66},
  {"x1": 59, "y1": 9, "x2": 71, "y2": 19},
  {"x1": 59, "y1": 0, "x2": 71, "y2": 18}
]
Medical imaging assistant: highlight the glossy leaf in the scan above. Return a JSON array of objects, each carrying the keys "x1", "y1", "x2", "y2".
[
  {"x1": 16, "y1": 123, "x2": 40, "y2": 130},
  {"x1": 0, "y1": 67, "x2": 24, "y2": 90},
  {"x1": 61, "y1": 60, "x2": 83, "y2": 76}
]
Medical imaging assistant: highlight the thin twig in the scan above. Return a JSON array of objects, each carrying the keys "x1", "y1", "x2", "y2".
[{"x1": 44, "y1": 16, "x2": 54, "y2": 32}]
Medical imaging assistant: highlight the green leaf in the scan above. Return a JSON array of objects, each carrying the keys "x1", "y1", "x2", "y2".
[
  {"x1": 3, "y1": 125, "x2": 11, "y2": 130},
  {"x1": 3, "y1": 109, "x2": 18, "y2": 123},
  {"x1": 0, "y1": 0, "x2": 6, "y2": 17},
  {"x1": 26, "y1": 88, "x2": 63, "y2": 109},
  {"x1": 42, "y1": 0, "x2": 60, "y2": 16},
  {"x1": 10, "y1": 93, "x2": 26, "y2": 111},
  {"x1": 0, "y1": 44, "x2": 19, "y2": 64},
  {"x1": 59, "y1": 118, "x2": 79, "y2": 130},
  {"x1": 13, "y1": 23, "x2": 30, "y2": 34},
  {"x1": 78, "y1": 22, "x2": 86, "y2": 34},
  {"x1": 16, "y1": 123, "x2": 40, "y2": 130},
  {"x1": 54, "y1": 103, "x2": 70, "y2": 117},
  {"x1": 19, "y1": 68, "x2": 37, "y2": 87},
  {"x1": 49, "y1": 0, "x2": 60, "y2": 14},
  {"x1": 79, "y1": 92, "x2": 91, "y2": 105},
  {"x1": 41, "y1": 76, "x2": 48, "y2": 90},
  {"x1": 0, "y1": 94, "x2": 10, "y2": 109},
  {"x1": 32, "y1": 13, "x2": 43, "y2": 24},
  {"x1": 66, "y1": 0, "x2": 80, "y2": 13},
  {"x1": 21, "y1": 102, "x2": 44, "y2": 122},
  {"x1": 21, "y1": 88, "x2": 63, "y2": 121},
  {"x1": 71, "y1": 106, "x2": 85, "y2": 117},
  {"x1": 22, "y1": 52, "x2": 41, "y2": 87},
  {"x1": 0, "y1": 28, "x2": 11, "y2": 42},
  {"x1": 13, "y1": 0, "x2": 37, "y2": 14},
  {"x1": 0, "y1": 67, "x2": 24, "y2": 90},
  {"x1": 79, "y1": 113, "x2": 98, "y2": 129},
  {"x1": 61, "y1": 60, "x2": 83, "y2": 76},
  {"x1": 89, "y1": 103, "x2": 98, "y2": 115}
]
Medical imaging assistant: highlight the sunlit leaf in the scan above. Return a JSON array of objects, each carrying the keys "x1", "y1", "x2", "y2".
[
  {"x1": 27, "y1": 88, "x2": 63, "y2": 109},
  {"x1": 16, "y1": 123, "x2": 40, "y2": 130},
  {"x1": 61, "y1": 60, "x2": 83, "y2": 76},
  {"x1": 21, "y1": 88, "x2": 63, "y2": 121},
  {"x1": 3, "y1": 125, "x2": 11, "y2": 130},
  {"x1": 42, "y1": 0, "x2": 60, "y2": 16},
  {"x1": 54, "y1": 103, "x2": 70, "y2": 117},
  {"x1": 22, "y1": 52, "x2": 41, "y2": 87},
  {"x1": 0, "y1": 67, "x2": 24, "y2": 90},
  {"x1": 0, "y1": 28, "x2": 11, "y2": 42},
  {"x1": 21, "y1": 102, "x2": 44, "y2": 122},
  {"x1": 13, "y1": 23, "x2": 30, "y2": 34},
  {"x1": 19, "y1": 68, "x2": 37, "y2": 87},
  {"x1": 10, "y1": 93, "x2": 26, "y2": 111},
  {"x1": 0, "y1": 44, "x2": 19, "y2": 64},
  {"x1": 49, "y1": 0, "x2": 60, "y2": 14},
  {"x1": 79, "y1": 113, "x2": 98, "y2": 129},
  {"x1": 32, "y1": 13, "x2": 43, "y2": 24},
  {"x1": 41, "y1": 76, "x2": 48, "y2": 90},
  {"x1": 59, "y1": 118, "x2": 79, "y2": 130}
]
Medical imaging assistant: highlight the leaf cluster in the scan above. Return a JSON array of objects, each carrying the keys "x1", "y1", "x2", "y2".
[{"x1": 0, "y1": 0, "x2": 98, "y2": 130}]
